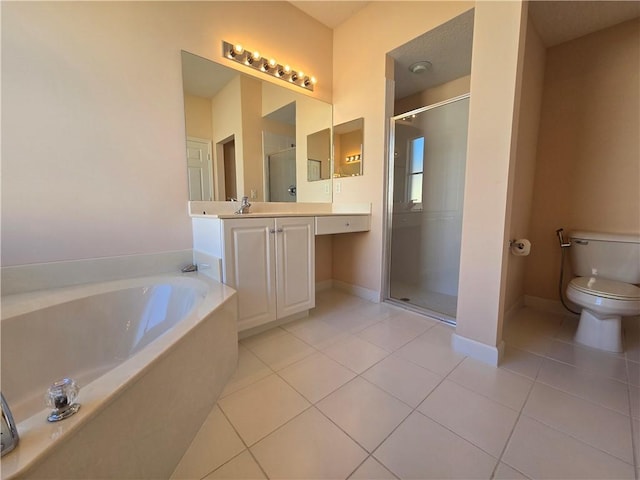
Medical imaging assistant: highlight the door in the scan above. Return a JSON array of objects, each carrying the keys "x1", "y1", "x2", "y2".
[
  {"x1": 387, "y1": 95, "x2": 470, "y2": 322},
  {"x1": 268, "y1": 148, "x2": 296, "y2": 202},
  {"x1": 223, "y1": 218, "x2": 277, "y2": 330},
  {"x1": 186, "y1": 138, "x2": 213, "y2": 201},
  {"x1": 275, "y1": 217, "x2": 315, "y2": 318},
  {"x1": 223, "y1": 140, "x2": 237, "y2": 201}
]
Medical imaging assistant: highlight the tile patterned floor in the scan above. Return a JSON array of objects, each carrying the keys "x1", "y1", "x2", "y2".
[{"x1": 171, "y1": 289, "x2": 640, "y2": 479}]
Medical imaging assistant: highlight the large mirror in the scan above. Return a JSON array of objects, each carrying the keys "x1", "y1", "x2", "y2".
[{"x1": 181, "y1": 51, "x2": 333, "y2": 203}]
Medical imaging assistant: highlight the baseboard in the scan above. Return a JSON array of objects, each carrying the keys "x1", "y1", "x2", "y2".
[
  {"x1": 524, "y1": 295, "x2": 578, "y2": 317},
  {"x1": 1, "y1": 249, "x2": 194, "y2": 296},
  {"x1": 331, "y1": 279, "x2": 380, "y2": 303},
  {"x1": 315, "y1": 279, "x2": 334, "y2": 292},
  {"x1": 504, "y1": 296, "x2": 525, "y2": 325},
  {"x1": 452, "y1": 333, "x2": 505, "y2": 366}
]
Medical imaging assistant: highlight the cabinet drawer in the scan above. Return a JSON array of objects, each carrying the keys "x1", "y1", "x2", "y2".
[{"x1": 315, "y1": 215, "x2": 370, "y2": 235}]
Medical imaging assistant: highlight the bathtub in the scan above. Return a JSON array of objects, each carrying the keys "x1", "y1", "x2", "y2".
[{"x1": 0, "y1": 274, "x2": 238, "y2": 479}]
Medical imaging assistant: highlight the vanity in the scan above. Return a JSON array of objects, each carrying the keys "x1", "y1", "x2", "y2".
[{"x1": 190, "y1": 201, "x2": 370, "y2": 333}]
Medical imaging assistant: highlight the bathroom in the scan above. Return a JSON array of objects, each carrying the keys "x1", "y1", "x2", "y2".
[{"x1": 2, "y1": 1, "x2": 639, "y2": 478}]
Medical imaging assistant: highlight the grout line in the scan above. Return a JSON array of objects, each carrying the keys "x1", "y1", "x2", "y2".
[
  {"x1": 489, "y1": 362, "x2": 540, "y2": 479},
  {"x1": 624, "y1": 349, "x2": 639, "y2": 478},
  {"x1": 215, "y1": 402, "x2": 274, "y2": 480}
]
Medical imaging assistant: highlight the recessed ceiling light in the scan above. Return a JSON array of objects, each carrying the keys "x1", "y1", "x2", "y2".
[{"x1": 409, "y1": 61, "x2": 432, "y2": 74}]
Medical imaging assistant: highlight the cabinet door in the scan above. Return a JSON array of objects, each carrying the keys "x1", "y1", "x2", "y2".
[
  {"x1": 275, "y1": 217, "x2": 315, "y2": 318},
  {"x1": 223, "y1": 218, "x2": 277, "y2": 330}
]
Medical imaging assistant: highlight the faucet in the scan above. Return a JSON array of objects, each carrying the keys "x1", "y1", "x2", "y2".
[
  {"x1": 235, "y1": 196, "x2": 251, "y2": 215},
  {"x1": 1, "y1": 393, "x2": 19, "y2": 456}
]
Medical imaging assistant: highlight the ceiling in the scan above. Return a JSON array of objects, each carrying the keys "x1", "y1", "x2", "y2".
[
  {"x1": 186, "y1": 2, "x2": 639, "y2": 101},
  {"x1": 528, "y1": 1, "x2": 640, "y2": 47},
  {"x1": 289, "y1": 1, "x2": 639, "y2": 99},
  {"x1": 289, "y1": 1, "x2": 370, "y2": 28},
  {"x1": 389, "y1": 9, "x2": 474, "y2": 100}
]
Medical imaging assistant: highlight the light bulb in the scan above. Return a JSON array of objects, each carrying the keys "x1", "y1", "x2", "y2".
[
  {"x1": 310, "y1": 76, "x2": 317, "y2": 85},
  {"x1": 284, "y1": 65, "x2": 291, "y2": 74},
  {"x1": 298, "y1": 71, "x2": 304, "y2": 78},
  {"x1": 233, "y1": 44, "x2": 244, "y2": 54},
  {"x1": 269, "y1": 58, "x2": 277, "y2": 68},
  {"x1": 252, "y1": 51, "x2": 261, "y2": 61}
]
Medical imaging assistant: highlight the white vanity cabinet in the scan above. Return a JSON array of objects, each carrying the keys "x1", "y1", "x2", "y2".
[{"x1": 193, "y1": 216, "x2": 315, "y2": 332}]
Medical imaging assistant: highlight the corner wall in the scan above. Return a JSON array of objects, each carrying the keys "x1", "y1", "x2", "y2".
[
  {"x1": 503, "y1": 18, "x2": 546, "y2": 315},
  {"x1": 455, "y1": 0, "x2": 527, "y2": 361},
  {"x1": 525, "y1": 18, "x2": 640, "y2": 301}
]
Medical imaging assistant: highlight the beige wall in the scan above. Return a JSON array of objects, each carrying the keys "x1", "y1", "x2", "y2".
[
  {"x1": 456, "y1": 0, "x2": 526, "y2": 347},
  {"x1": 503, "y1": 18, "x2": 546, "y2": 313},
  {"x1": 2, "y1": 1, "x2": 332, "y2": 266},
  {"x1": 184, "y1": 94, "x2": 213, "y2": 140},
  {"x1": 332, "y1": 1, "x2": 474, "y2": 296},
  {"x1": 525, "y1": 18, "x2": 640, "y2": 300},
  {"x1": 395, "y1": 75, "x2": 471, "y2": 115}
]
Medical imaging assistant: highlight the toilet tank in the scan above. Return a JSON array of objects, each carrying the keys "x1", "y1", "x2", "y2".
[{"x1": 570, "y1": 231, "x2": 640, "y2": 284}]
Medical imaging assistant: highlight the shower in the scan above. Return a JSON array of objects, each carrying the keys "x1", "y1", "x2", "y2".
[{"x1": 384, "y1": 9, "x2": 474, "y2": 323}]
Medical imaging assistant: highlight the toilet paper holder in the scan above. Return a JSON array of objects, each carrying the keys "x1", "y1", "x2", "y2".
[{"x1": 509, "y1": 239, "x2": 525, "y2": 249}]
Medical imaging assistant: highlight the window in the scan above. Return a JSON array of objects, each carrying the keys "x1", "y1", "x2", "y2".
[{"x1": 407, "y1": 136, "x2": 424, "y2": 203}]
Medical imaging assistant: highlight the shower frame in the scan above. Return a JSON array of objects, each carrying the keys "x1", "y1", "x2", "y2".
[{"x1": 383, "y1": 93, "x2": 471, "y2": 325}]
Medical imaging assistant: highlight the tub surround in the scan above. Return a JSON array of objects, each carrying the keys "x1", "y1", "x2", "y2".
[
  {"x1": 1, "y1": 249, "x2": 193, "y2": 296},
  {"x1": 1, "y1": 273, "x2": 238, "y2": 479}
]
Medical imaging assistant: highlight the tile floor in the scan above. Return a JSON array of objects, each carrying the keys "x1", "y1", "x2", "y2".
[{"x1": 171, "y1": 289, "x2": 640, "y2": 479}]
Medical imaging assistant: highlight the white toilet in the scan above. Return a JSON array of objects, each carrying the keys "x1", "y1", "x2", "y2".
[{"x1": 566, "y1": 231, "x2": 640, "y2": 352}]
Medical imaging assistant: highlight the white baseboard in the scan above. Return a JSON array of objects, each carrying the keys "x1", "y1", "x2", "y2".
[
  {"x1": 332, "y1": 279, "x2": 380, "y2": 303},
  {"x1": 315, "y1": 279, "x2": 334, "y2": 292},
  {"x1": 524, "y1": 295, "x2": 578, "y2": 317},
  {"x1": 452, "y1": 333, "x2": 505, "y2": 366}
]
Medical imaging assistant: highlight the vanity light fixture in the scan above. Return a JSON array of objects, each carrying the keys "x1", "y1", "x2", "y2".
[{"x1": 223, "y1": 41, "x2": 316, "y2": 91}]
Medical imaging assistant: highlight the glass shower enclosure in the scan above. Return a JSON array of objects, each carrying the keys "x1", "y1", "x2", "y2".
[{"x1": 386, "y1": 94, "x2": 470, "y2": 324}]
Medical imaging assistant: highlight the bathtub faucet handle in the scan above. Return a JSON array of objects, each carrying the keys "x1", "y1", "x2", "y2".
[
  {"x1": 45, "y1": 378, "x2": 80, "y2": 422},
  {"x1": 1, "y1": 393, "x2": 19, "y2": 456}
]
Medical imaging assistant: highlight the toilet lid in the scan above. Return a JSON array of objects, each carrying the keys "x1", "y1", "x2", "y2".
[{"x1": 570, "y1": 277, "x2": 640, "y2": 300}]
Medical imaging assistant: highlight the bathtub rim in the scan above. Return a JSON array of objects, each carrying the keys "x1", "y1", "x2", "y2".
[{"x1": 0, "y1": 273, "x2": 237, "y2": 479}]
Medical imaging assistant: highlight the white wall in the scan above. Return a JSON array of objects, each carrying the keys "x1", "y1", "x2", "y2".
[{"x1": 1, "y1": 2, "x2": 332, "y2": 267}]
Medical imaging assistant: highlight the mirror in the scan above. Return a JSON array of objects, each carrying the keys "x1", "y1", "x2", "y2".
[
  {"x1": 181, "y1": 51, "x2": 333, "y2": 203},
  {"x1": 333, "y1": 118, "x2": 364, "y2": 178},
  {"x1": 307, "y1": 128, "x2": 331, "y2": 181}
]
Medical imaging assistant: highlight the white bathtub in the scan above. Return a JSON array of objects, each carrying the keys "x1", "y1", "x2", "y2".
[{"x1": 1, "y1": 274, "x2": 238, "y2": 479}]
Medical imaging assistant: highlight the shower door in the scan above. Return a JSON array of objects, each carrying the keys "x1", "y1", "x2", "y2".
[{"x1": 386, "y1": 95, "x2": 470, "y2": 322}]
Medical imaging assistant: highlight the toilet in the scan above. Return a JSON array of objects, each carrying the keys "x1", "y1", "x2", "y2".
[{"x1": 566, "y1": 231, "x2": 640, "y2": 352}]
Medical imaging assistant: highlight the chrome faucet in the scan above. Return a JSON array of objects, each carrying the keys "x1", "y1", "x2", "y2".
[
  {"x1": 235, "y1": 196, "x2": 251, "y2": 215},
  {"x1": 1, "y1": 393, "x2": 19, "y2": 456}
]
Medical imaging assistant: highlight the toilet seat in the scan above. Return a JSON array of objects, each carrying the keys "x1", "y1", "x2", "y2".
[
  {"x1": 567, "y1": 277, "x2": 640, "y2": 317},
  {"x1": 569, "y1": 276, "x2": 640, "y2": 301}
]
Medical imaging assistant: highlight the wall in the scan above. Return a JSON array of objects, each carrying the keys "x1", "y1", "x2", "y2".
[
  {"x1": 455, "y1": 0, "x2": 527, "y2": 355},
  {"x1": 332, "y1": 1, "x2": 475, "y2": 298},
  {"x1": 184, "y1": 94, "x2": 213, "y2": 140},
  {"x1": 1, "y1": 1, "x2": 332, "y2": 267},
  {"x1": 394, "y1": 75, "x2": 471, "y2": 115},
  {"x1": 525, "y1": 18, "x2": 640, "y2": 301},
  {"x1": 502, "y1": 18, "x2": 546, "y2": 314}
]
